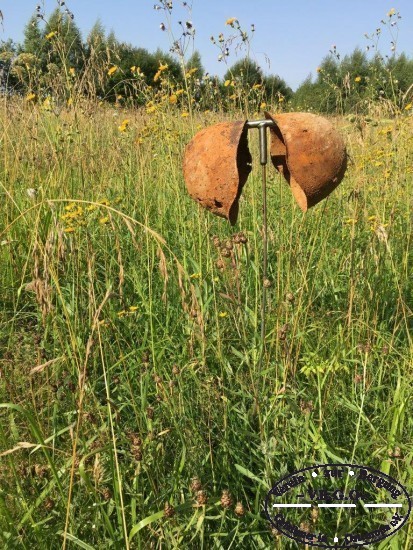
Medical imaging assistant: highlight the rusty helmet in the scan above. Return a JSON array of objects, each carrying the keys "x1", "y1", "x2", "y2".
[
  {"x1": 265, "y1": 112, "x2": 347, "y2": 211},
  {"x1": 183, "y1": 120, "x2": 252, "y2": 225}
]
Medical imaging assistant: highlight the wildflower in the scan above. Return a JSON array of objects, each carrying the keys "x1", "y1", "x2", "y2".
[
  {"x1": 344, "y1": 218, "x2": 357, "y2": 224},
  {"x1": 218, "y1": 312, "x2": 228, "y2": 318},
  {"x1": 226, "y1": 17, "x2": 237, "y2": 26},
  {"x1": 387, "y1": 8, "x2": 396, "y2": 16},
  {"x1": 118, "y1": 119, "x2": 130, "y2": 132},
  {"x1": 181, "y1": 112, "x2": 189, "y2": 117},
  {"x1": 64, "y1": 227, "x2": 75, "y2": 233},
  {"x1": 169, "y1": 94, "x2": 177, "y2": 104},
  {"x1": 69, "y1": 67, "x2": 75, "y2": 76},
  {"x1": 278, "y1": 96, "x2": 284, "y2": 103},
  {"x1": 185, "y1": 67, "x2": 197, "y2": 78},
  {"x1": 67, "y1": 97, "x2": 73, "y2": 106},
  {"x1": 404, "y1": 103, "x2": 412, "y2": 110},
  {"x1": 224, "y1": 80, "x2": 231, "y2": 87},
  {"x1": 354, "y1": 76, "x2": 362, "y2": 82},
  {"x1": 99, "y1": 216, "x2": 109, "y2": 224},
  {"x1": 99, "y1": 199, "x2": 110, "y2": 206},
  {"x1": 25, "y1": 92, "x2": 36, "y2": 102},
  {"x1": 252, "y1": 83, "x2": 262, "y2": 90},
  {"x1": 260, "y1": 102, "x2": 267, "y2": 109},
  {"x1": 190, "y1": 273, "x2": 201, "y2": 279},
  {"x1": 107, "y1": 65, "x2": 118, "y2": 76},
  {"x1": 45, "y1": 31, "x2": 57, "y2": 40},
  {"x1": 129, "y1": 306, "x2": 138, "y2": 312}
]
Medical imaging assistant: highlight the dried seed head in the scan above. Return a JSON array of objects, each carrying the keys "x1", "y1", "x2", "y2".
[
  {"x1": 132, "y1": 447, "x2": 143, "y2": 461},
  {"x1": 311, "y1": 506, "x2": 319, "y2": 522},
  {"x1": 237, "y1": 232, "x2": 247, "y2": 244},
  {"x1": 190, "y1": 308, "x2": 198, "y2": 318},
  {"x1": 300, "y1": 400, "x2": 313, "y2": 415},
  {"x1": 142, "y1": 350, "x2": 150, "y2": 363},
  {"x1": 153, "y1": 374, "x2": 162, "y2": 384},
  {"x1": 382, "y1": 345, "x2": 389, "y2": 355},
  {"x1": 354, "y1": 373, "x2": 363, "y2": 383},
  {"x1": 164, "y1": 501, "x2": 175, "y2": 518},
  {"x1": 300, "y1": 521, "x2": 310, "y2": 533},
  {"x1": 196, "y1": 489, "x2": 208, "y2": 505},
  {"x1": 168, "y1": 379, "x2": 175, "y2": 389},
  {"x1": 101, "y1": 487, "x2": 112, "y2": 501},
  {"x1": 33, "y1": 464, "x2": 48, "y2": 478},
  {"x1": 234, "y1": 501, "x2": 245, "y2": 516},
  {"x1": 190, "y1": 476, "x2": 202, "y2": 492},
  {"x1": 393, "y1": 446, "x2": 402, "y2": 458},
  {"x1": 220, "y1": 489, "x2": 232, "y2": 509},
  {"x1": 216, "y1": 259, "x2": 225, "y2": 270},
  {"x1": 285, "y1": 292, "x2": 295, "y2": 303},
  {"x1": 221, "y1": 247, "x2": 231, "y2": 258},
  {"x1": 44, "y1": 497, "x2": 55, "y2": 511},
  {"x1": 146, "y1": 406, "x2": 154, "y2": 419},
  {"x1": 263, "y1": 278, "x2": 272, "y2": 288},
  {"x1": 224, "y1": 239, "x2": 233, "y2": 250},
  {"x1": 212, "y1": 235, "x2": 221, "y2": 248}
]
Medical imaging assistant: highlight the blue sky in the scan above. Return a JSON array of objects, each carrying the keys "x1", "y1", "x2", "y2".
[{"x1": 1, "y1": 1, "x2": 412, "y2": 89}]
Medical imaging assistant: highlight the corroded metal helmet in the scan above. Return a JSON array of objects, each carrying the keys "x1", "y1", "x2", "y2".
[
  {"x1": 183, "y1": 121, "x2": 252, "y2": 225},
  {"x1": 265, "y1": 111, "x2": 347, "y2": 211}
]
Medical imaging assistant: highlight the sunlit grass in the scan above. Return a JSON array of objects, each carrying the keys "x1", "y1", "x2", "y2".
[{"x1": 0, "y1": 93, "x2": 412, "y2": 549}]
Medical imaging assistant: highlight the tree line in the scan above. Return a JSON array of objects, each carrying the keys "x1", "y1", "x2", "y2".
[{"x1": 0, "y1": 8, "x2": 412, "y2": 114}]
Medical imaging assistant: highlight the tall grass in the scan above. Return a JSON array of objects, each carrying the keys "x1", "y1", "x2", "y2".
[{"x1": 0, "y1": 82, "x2": 412, "y2": 549}]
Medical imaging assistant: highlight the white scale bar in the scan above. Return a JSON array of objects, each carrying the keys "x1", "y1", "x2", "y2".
[
  {"x1": 364, "y1": 503, "x2": 402, "y2": 508},
  {"x1": 273, "y1": 504, "x2": 311, "y2": 508}
]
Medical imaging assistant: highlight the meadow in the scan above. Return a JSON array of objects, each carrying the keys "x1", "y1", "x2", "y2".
[{"x1": 0, "y1": 82, "x2": 413, "y2": 548}]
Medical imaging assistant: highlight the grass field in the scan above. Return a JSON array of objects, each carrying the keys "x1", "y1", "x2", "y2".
[{"x1": 0, "y1": 95, "x2": 412, "y2": 548}]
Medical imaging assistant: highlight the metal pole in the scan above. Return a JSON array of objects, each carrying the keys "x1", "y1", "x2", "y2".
[{"x1": 246, "y1": 120, "x2": 275, "y2": 369}]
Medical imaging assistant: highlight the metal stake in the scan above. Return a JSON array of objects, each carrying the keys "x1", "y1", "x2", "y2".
[{"x1": 245, "y1": 120, "x2": 276, "y2": 369}]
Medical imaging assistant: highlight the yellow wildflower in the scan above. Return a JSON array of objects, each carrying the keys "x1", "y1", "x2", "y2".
[
  {"x1": 218, "y1": 312, "x2": 228, "y2": 318},
  {"x1": 99, "y1": 217, "x2": 109, "y2": 224},
  {"x1": 45, "y1": 31, "x2": 57, "y2": 40},
  {"x1": 108, "y1": 65, "x2": 118, "y2": 76},
  {"x1": 278, "y1": 96, "x2": 284, "y2": 103},
  {"x1": 260, "y1": 102, "x2": 267, "y2": 109},
  {"x1": 252, "y1": 83, "x2": 262, "y2": 90},
  {"x1": 69, "y1": 67, "x2": 76, "y2": 76},
  {"x1": 118, "y1": 119, "x2": 130, "y2": 132},
  {"x1": 159, "y1": 63, "x2": 168, "y2": 71},
  {"x1": 190, "y1": 273, "x2": 201, "y2": 279},
  {"x1": 185, "y1": 67, "x2": 197, "y2": 78},
  {"x1": 388, "y1": 8, "x2": 396, "y2": 16},
  {"x1": 99, "y1": 199, "x2": 110, "y2": 206},
  {"x1": 129, "y1": 306, "x2": 138, "y2": 312},
  {"x1": 67, "y1": 97, "x2": 73, "y2": 106},
  {"x1": 354, "y1": 76, "x2": 362, "y2": 82},
  {"x1": 64, "y1": 227, "x2": 75, "y2": 233},
  {"x1": 224, "y1": 79, "x2": 231, "y2": 87},
  {"x1": 169, "y1": 94, "x2": 178, "y2": 104},
  {"x1": 181, "y1": 112, "x2": 189, "y2": 117},
  {"x1": 404, "y1": 103, "x2": 412, "y2": 110},
  {"x1": 225, "y1": 17, "x2": 237, "y2": 26},
  {"x1": 25, "y1": 92, "x2": 36, "y2": 102}
]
